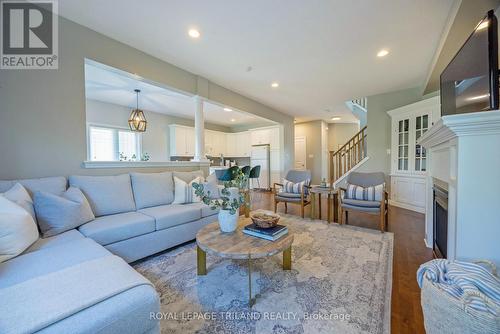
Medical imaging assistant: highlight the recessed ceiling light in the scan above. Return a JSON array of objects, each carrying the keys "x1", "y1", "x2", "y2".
[
  {"x1": 377, "y1": 49, "x2": 389, "y2": 57},
  {"x1": 477, "y1": 21, "x2": 489, "y2": 30},
  {"x1": 331, "y1": 117, "x2": 341, "y2": 121},
  {"x1": 188, "y1": 29, "x2": 200, "y2": 38},
  {"x1": 271, "y1": 82, "x2": 279, "y2": 88},
  {"x1": 223, "y1": 107, "x2": 232, "y2": 112},
  {"x1": 230, "y1": 118, "x2": 236, "y2": 122},
  {"x1": 466, "y1": 94, "x2": 489, "y2": 101}
]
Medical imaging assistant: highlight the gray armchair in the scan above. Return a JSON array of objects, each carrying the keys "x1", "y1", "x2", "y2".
[
  {"x1": 339, "y1": 172, "x2": 388, "y2": 232},
  {"x1": 274, "y1": 170, "x2": 311, "y2": 218}
]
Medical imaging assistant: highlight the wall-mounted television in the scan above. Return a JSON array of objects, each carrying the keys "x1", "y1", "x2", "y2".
[{"x1": 440, "y1": 10, "x2": 499, "y2": 116}]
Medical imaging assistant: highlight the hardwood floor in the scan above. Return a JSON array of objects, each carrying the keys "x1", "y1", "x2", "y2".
[{"x1": 249, "y1": 191, "x2": 433, "y2": 334}]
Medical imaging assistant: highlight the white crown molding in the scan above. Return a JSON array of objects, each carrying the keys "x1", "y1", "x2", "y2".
[
  {"x1": 82, "y1": 160, "x2": 210, "y2": 169},
  {"x1": 419, "y1": 110, "x2": 500, "y2": 148}
]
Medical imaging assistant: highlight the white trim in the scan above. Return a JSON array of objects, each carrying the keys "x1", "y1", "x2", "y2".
[
  {"x1": 388, "y1": 199, "x2": 425, "y2": 214},
  {"x1": 424, "y1": 237, "x2": 432, "y2": 249},
  {"x1": 419, "y1": 110, "x2": 500, "y2": 148},
  {"x1": 82, "y1": 161, "x2": 210, "y2": 169}
]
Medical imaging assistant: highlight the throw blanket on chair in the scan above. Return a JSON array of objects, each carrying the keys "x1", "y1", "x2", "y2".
[
  {"x1": 417, "y1": 259, "x2": 500, "y2": 316},
  {"x1": 0, "y1": 255, "x2": 154, "y2": 334}
]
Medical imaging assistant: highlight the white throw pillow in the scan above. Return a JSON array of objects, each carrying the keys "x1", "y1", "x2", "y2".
[
  {"x1": 0, "y1": 196, "x2": 39, "y2": 263},
  {"x1": 1, "y1": 183, "x2": 36, "y2": 221},
  {"x1": 173, "y1": 176, "x2": 203, "y2": 204}
]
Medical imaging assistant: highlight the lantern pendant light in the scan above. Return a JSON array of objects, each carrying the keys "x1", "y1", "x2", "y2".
[{"x1": 128, "y1": 89, "x2": 147, "y2": 132}]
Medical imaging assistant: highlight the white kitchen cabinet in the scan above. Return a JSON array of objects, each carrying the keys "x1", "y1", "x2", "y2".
[
  {"x1": 250, "y1": 128, "x2": 271, "y2": 145},
  {"x1": 205, "y1": 130, "x2": 226, "y2": 157},
  {"x1": 236, "y1": 131, "x2": 251, "y2": 157},
  {"x1": 225, "y1": 133, "x2": 237, "y2": 157},
  {"x1": 387, "y1": 96, "x2": 440, "y2": 213},
  {"x1": 169, "y1": 125, "x2": 195, "y2": 157}
]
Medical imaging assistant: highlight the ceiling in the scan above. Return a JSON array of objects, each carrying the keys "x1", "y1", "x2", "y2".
[
  {"x1": 61, "y1": 0, "x2": 456, "y2": 122},
  {"x1": 84, "y1": 61, "x2": 275, "y2": 128}
]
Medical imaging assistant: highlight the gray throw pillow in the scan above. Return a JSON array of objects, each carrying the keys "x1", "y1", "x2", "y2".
[{"x1": 33, "y1": 187, "x2": 95, "y2": 237}]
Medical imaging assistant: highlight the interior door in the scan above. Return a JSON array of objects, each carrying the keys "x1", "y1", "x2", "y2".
[{"x1": 294, "y1": 136, "x2": 307, "y2": 170}]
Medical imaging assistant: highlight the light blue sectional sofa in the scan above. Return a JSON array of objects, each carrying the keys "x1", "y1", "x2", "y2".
[{"x1": 0, "y1": 171, "x2": 219, "y2": 334}]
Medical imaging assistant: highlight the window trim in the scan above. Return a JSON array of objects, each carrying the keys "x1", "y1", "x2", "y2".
[{"x1": 86, "y1": 123, "x2": 142, "y2": 162}]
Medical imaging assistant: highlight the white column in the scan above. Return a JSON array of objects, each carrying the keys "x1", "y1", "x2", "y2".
[{"x1": 192, "y1": 95, "x2": 207, "y2": 161}]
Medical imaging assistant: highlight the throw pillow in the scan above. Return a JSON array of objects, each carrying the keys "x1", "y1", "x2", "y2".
[
  {"x1": 344, "y1": 183, "x2": 384, "y2": 201},
  {"x1": 0, "y1": 196, "x2": 39, "y2": 263},
  {"x1": 282, "y1": 179, "x2": 310, "y2": 194},
  {"x1": 33, "y1": 187, "x2": 95, "y2": 238},
  {"x1": 1, "y1": 183, "x2": 36, "y2": 221},
  {"x1": 173, "y1": 176, "x2": 203, "y2": 204},
  {"x1": 204, "y1": 173, "x2": 221, "y2": 199}
]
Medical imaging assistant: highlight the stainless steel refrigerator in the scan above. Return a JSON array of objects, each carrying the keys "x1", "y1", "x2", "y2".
[{"x1": 250, "y1": 144, "x2": 270, "y2": 190}]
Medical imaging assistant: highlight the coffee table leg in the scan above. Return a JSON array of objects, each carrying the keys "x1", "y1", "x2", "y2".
[
  {"x1": 283, "y1": 246, "x2": 292, "y2": 270},
  {"x1": 197, "y1": 246, "x2": 207, "y2": 275}
]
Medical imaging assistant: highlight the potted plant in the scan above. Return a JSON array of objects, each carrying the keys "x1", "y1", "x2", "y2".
[{"x1": 193, "y1": 169, "x2": 248, "y2": 233}]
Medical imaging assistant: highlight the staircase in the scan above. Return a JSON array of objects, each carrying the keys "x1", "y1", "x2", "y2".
[{"x1": 329, "y1": 126, "x2": 367, "y2": 186}]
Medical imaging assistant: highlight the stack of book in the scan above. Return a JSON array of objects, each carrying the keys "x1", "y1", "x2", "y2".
[{"x1": 242, "y1": 223, "x2": 288, "y2": 241}]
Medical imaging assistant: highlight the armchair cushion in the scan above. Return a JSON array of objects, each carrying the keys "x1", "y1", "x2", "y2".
[
  {"x1": 345, "y1": 183, "x2": 384, "y2": 201},
  {"x1": 342, "y1": 198, "x2": 380, "y2": 208},
  {"x1": 276, "y1": 192, "x2": 302, "y2": 199},
  {"x1": 341, "y1": 203, "x2": 380, "y2": 214},
  {"x1": 282, "y1": 179, "x2": 310, "y2": 195}
]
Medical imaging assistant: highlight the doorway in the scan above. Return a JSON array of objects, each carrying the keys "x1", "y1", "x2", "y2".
[{"x1": 294, "y1": 136, "x2": 307, "y2": 170}]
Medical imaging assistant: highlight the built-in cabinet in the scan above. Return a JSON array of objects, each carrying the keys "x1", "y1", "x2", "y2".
[
  {"x1": 169, "y1": 125, "x2": 195, "y2": 157},
  {"x1": 387, "y1": 96, "x2": 440, "y2": 213},
  {"x1": 226, "y1": 132, "x2": 251, "y2": 157}
]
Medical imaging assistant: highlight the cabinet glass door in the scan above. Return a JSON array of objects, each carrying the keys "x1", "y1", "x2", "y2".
[
  {"x1": 415, "y1": 115, "x2": 429, "y2": 171},
  {"x1": 397, "y1": 119, "x2": 409, "y2": 171}
]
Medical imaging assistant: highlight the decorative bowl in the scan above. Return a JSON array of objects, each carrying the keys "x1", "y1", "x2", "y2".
[{"x1": 250, "y1": 212, "x2": 281, "y2": 229}]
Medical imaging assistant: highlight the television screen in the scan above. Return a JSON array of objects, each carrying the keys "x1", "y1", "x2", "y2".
[{"x1": 440, "y1": 10, "x2": 499, "y2": 116}]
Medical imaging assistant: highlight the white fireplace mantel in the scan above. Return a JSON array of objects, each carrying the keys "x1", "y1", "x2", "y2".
[{"x1": 418, "y1": 110, "x2": 500, "y2": 266}]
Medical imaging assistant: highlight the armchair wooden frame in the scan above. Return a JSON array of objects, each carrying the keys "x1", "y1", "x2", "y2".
[
  {"x1": 338, "y1": 186, "x2": 389, "y2": 232},
  {"x1": 273, "y1": 183, "x2": 311, "y2": 218}
]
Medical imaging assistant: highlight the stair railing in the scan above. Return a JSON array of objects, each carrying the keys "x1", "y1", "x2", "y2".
[
  {"x1": 351, "y1": 97, "x2": 367, "y2": 110},
  {"x1": 329, "y1": 126, "x2": 367, "y2": 185}
]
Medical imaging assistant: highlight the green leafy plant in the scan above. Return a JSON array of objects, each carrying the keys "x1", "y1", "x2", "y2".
[{"x1": 193, "y1": 169, "x2": 249, "y2": 215}]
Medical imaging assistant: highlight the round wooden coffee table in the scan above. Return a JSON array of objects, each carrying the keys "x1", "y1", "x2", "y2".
[{"x1": 196, "y1": 215, "x2": 294, "y2": 306}]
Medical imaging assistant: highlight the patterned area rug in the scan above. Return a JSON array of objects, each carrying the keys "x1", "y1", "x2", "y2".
[{"x1": 134, "y1": 213, "x2": 393, "y2": 334}]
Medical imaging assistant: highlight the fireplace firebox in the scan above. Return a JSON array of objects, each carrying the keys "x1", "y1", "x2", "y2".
[{"x1": 433, "y1": 183, "x2": 448, "y2": 258}]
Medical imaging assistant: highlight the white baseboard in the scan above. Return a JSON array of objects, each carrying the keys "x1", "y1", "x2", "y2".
[
  {"x1": 389, "y1": 199, "x2": 425, "y2": 214},
  {"x1": 424, "y1": 237, "x2": 433, "y2": 249}
]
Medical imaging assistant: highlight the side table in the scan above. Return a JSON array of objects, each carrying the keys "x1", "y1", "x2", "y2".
[{"x1": 310, "y1": 186, "x2": 338, "y2": 223}]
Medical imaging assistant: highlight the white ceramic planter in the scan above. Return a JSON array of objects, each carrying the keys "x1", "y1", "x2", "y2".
[{"x1": 218, "y1": 208, "x2": 239, "y2": 233}]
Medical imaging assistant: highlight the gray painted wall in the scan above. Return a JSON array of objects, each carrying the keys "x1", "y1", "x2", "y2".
[
  {"x1": 294, "y1": 121, "x2": 324, "y2": 184},
  {"x1": 358, "y1": 87, "x2": 423, "y2": 176},
  {"x1": 327, "y1": 123, "x2": 360, "y2": 152},
  {"x1": 0, "y1": 16, "x2": 294, "y2": 179}
]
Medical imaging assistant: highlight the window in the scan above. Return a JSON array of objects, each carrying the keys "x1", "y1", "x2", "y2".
[
  {"x1": 415, "y1": 115, "x2": 429, "y2": 171},
  {"x1": 397, "y1": 119, "x2": 409, "y2": 171},
  {"x1": 88, "y1": 125, "x2": 141, "y2": 161}
]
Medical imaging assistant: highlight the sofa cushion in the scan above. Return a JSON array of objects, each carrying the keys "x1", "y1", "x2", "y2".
[
  {"x1": 24, "y1": 229, "x2": 85, "y2": 254},
  {"x1": 1, "y1": 183, "x2": 36, "y2": 220},
  {"x1": 130, "y1": 172, "x2": 174, "y2": 209},
  {"x1": 0, "y1": 176, "x2": 67, "y2": 196},
  {"x1": 33, "y1": 187, "x2": 95, "y2": 238},
  {"x1": 0, "y1": 197, "x2": 39, "y2": 263},
  {"x1": 186, "y1": 202, "x2": 219, "y2": 217},
  {"x1": 173, "y1": 170, "x2": 204, "y2": 183},
  {"x1": 69, "y1": 174, "x2": 136, "y2": 217},
  {"x1": 0, "y1": 238, "x2": 110, "y2": 288},
  {"x1": 139, "y1": 204, "x2": 201, "y2": 231},
  {"x1": 78, "y1": 212, "x2": 155, "y2": 246}
]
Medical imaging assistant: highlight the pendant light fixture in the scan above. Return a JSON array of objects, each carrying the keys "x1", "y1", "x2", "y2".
[{"x1": 128, "y1": 89, "x2": 147, "y2": 132}]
